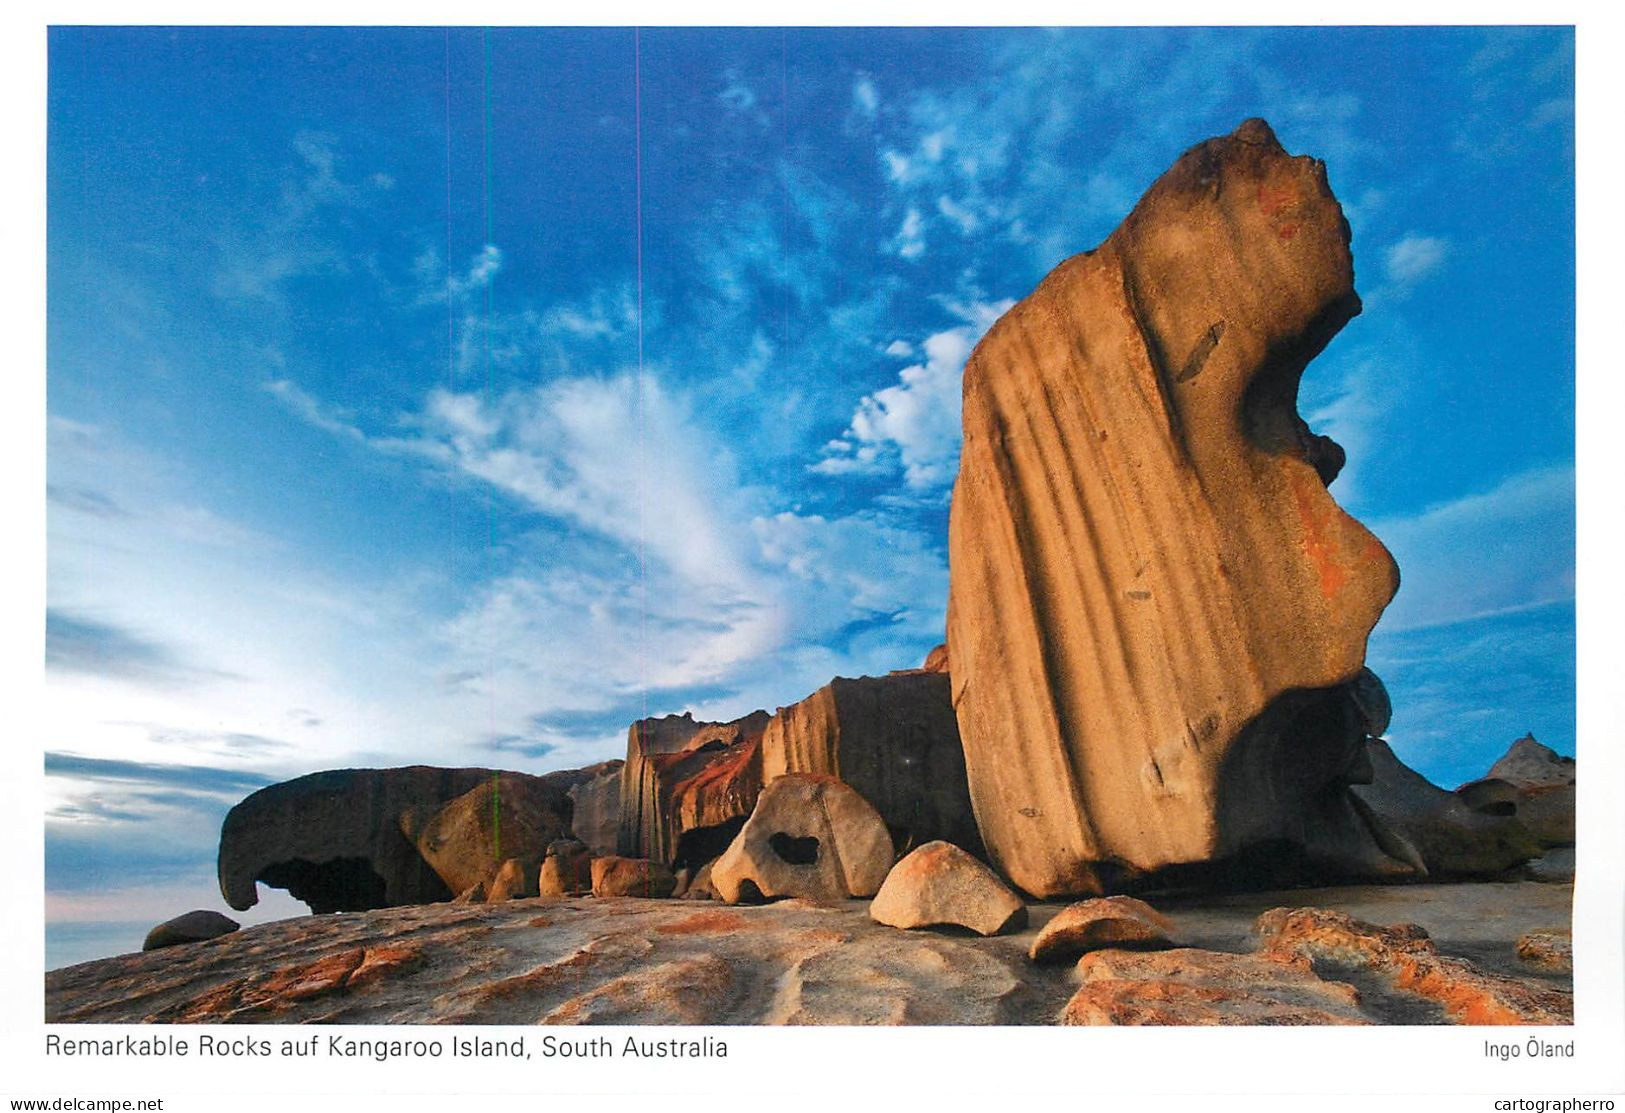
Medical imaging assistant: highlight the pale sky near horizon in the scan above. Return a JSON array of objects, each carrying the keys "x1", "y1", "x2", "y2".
[{"x1": 44, "y1": 25, "x2": 1574, "y2": 966}]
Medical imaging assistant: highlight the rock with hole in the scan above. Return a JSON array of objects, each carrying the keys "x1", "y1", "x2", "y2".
[{"x1": 712, "y1": 774, "x2": 893, "y2": 903}]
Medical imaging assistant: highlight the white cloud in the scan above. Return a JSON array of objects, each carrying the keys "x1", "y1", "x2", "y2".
[
  {"x1": 1369, "y1": 464, "x2": 1574, "y2": 633},
  {"x1": 262, "y1": 379, "x2": 364, "y2": 440},
  {"x1": 852, "y1": 75, "x2": 878, "y2": 120},
  {"x1": 814, "y1": 300, "x2": 1012, "y2": 491},
  {"x1": 891, "y1": 207, "x2": 926, "y2": 259},
  {"x1": 936, "y1": 195, "x2": 980, "y2": 235},
  {"x1": 884, "y1": 339, "x2": 914, "y2": 358},
  {"x1": 1384, "y1": 234, "x2": 1449, "y2": 286}
]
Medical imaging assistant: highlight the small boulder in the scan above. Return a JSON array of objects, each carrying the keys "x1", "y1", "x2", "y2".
[
  {"x1": 683, "y1": 860, "x2": 717, "y2": 901},
  {"x1": 486, "y1": 857, "x2": 537, "y2": 902},
  {"x1": 1029, "y1": 896, "x2": 1174, "y2": 963},
  {"x1": 711, "y1": 774, "x2": 893, "y2": 904},
  {"x1": 143, "y1": 910, "x2": 240, "y2": 952},
  {"x1": 1525, "y1": 846, "x2": 1576, "y2": 884},
  {"x1": 1515, "y1": 930, "x2": 1573, "y2": 974},
  {"x1": 538, "y1": 839, "x2": 594, "y2": 897},
  {"x1": 869, "y1": 841, "x2": 1026, "y2": 936},
  {"x1": 591, "y1": 856, "x2": 677, "y2": 899}
]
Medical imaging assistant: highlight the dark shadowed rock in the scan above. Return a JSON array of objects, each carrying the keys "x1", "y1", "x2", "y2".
[
  {"x1": 218, "y1": 766, "x2": 521, "y2": 913},
  {"x1": 947, "y1": 118, "x2": 1413, "y2": 897},
  {"x1": 143, "y1": 911, "x2": 239, "y2": 952},
  {"x1": 870, "y1": 840, "x2": 1026, "y2": 936},
  {"x1": 401, "y1": 773, "x2": 572, "y2": 899},
  {"x1": 760, "y1": 672, "x2": 982, "y2": 856},
  {"x1": 712, "y1": 774, "x2": 893, "y2": 904},
  {"x1": 1351, "y1": 738, "x2": 1541, "y2": 877},
  {"x1": 564, "y1": 760, "x2": 624, "y2": 857}
]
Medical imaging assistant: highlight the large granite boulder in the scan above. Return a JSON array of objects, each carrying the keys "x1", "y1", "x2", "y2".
[
  {"x1": 564, "y1": 760, "x2": 623, "y2": 856},
  {"x1": 760, "y1": 671, "x2": 982, "y2": 856},
  {"x1": 400, "y1": 773, "x2": 573, "y2": 899},
  {"x1": 1458, "y1": 734, "x2": 1575, "y2": 847},
  {"x1": 218, "y1": 766, "x2": 518, "y2": 913},
  {"x1": 617, "y1": 710, "x2": 771, "y2": 866},
  {"x1": 869, "y1": 841, "x2": 1026, "y2": 936},
  {"x1": 1351, "y1": 739, "x2": 1541, "y2": 877},
  {"x1": 712, "y1": 774, "x2": 893, "y2": 904},
  {"x1": 143, "y1": 910, "x2": 239, "y2": 952},
  {"x1": 945, "y1": 118, "x2": 1412, "y2": 897}
]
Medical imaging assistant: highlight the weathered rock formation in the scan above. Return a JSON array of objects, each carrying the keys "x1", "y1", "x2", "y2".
[
  {"x1": 712, "y1": 774, "x2": 893, "y2": 904},
  {"x1": 143, "y1": 911, "x2": 240, "y2": 952},
  {"x1": 538, "y1": 839, "x2": 594, "y2": 897},
  {"x1": 1255, "y1": 907, "x2": 1571, "y2": 1024},
  {"x1": 400, "y1": 773, "x2": 572, "y2": 898},
  {"x1": 564, "y1": 760, "x2": 623, "y2": 856},
  {"x1": 617, "y1": 710, "x2": 770, "y2": 867},
  {"x1": 1458, "y1": 734, "x2": 1575, "y2": 847},
  {"x1": 486, "y1": 858, "x2": 536, "y2": 902},
  {"x1": 218, "y1": 767, "x2": 521, "y2": 913},
  {"x1": 1351, "y1": 739, "x2": 1540, "y2": 877},
  {"x1": 590, "y1": 856, "x2": 677, "y2": 899},
  {"x1": 869, "y1": 841, "x2": 1026, "y2": 936},
  {"x1": 1028, "y1": 897, "x2": 1174, "y2": 963},
  {"x1": 946, "y1": 118, "x2": 1410, "y2": 897},
  {"x1": 1062, "y1": 947, "x2": 1369, "y2": 1026},
  {"x1": 48, "y1": 882, "x2": 1570, "y2": 1024},
  {"x1": 760, "y1": 672, "x2": 982, "y2": 856}
]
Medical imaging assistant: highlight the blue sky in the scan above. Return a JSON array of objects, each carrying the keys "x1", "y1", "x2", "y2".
[{"x1": 44, "y1": 26, "x2": 1574, "y2": 965}]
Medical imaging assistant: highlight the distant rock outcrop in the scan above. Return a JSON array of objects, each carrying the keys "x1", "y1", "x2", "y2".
[
  {"x1": 143, "y1": 911, "x2": 239, "y2": 952},
  {"x1": 946, "y1": 118, "x2": 1411, "y2": 897},
  {"x1": 1458, "y1": 734, "x2": 1575, "y2": 847},
  {"x1": 1351, "y1": 739, "x2": 1541, "y2": 877},
  {"x1": 563, "y1": 759, "x2": 624, "y2": 857},
  {"x1": 218, "y1": 767, "x2": 517, "y2": 913},
  {"x1": 617, "y1": 710, "x2": 771, "y2": 867},
  {"x1": 399, "y1": 773, "x2": 572, "y2": 899},
  {"x1": 760, "y1": 672, "x2": 982, "y2": 856},
  {"x1": 712, "y1": 774, "x2": 893, "y2": 904}
]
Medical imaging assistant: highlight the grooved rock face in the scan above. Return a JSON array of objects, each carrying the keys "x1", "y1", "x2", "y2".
[
  {"x1": 869, "y1": 840, "x2": 1026, "y2": 936},
  {"x1": 947, "y1": 118, "x2": 1403, "y2": 897},
  {"x1": 564, "y1": 760, "x2": 624, "y2": 857},
  {"x1": 760, "y1": 672, "x2": 982, "y2": 856},
  {"x1": 712, "y1": 774, "x2": 894, "y2": 904},
  {"x1": 402, "y1": 774, "x2": 572, "y2": 899},
  {"x1": 617, "y1": 710, "x2": 770, "y2": 866},
  {"x1": 218, "y1": 766, "x2": 518, "y2": 913}
]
